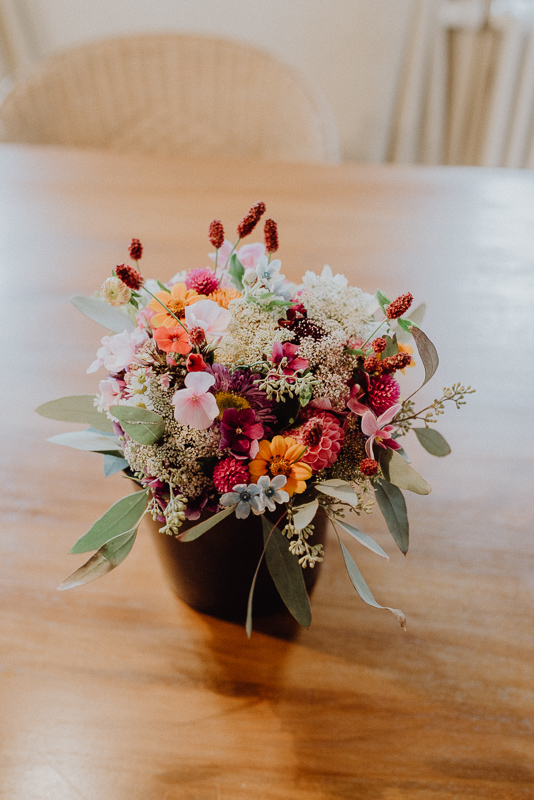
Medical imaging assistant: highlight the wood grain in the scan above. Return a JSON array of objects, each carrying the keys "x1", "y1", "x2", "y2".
[{"x1": 1, "y1": 144, "x2": 533, "y2": 799}]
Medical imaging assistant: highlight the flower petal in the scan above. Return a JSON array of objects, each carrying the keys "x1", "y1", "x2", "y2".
[
  {"x1": 270, "y1": 435, "x2": 287, "y2": 457},
  {"x1": 184, "y1": 371, "x2": 216, "y2": 393},
  {"x1": 248, "y1": 460, "x2": 268, "y2": 476}
]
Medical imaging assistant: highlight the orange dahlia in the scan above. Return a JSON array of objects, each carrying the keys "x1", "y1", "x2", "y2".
[
  {"x1": 149, "y1": 283, "x2": 200, "y2": 329},
  {"x1": 248, "y1": 435, "x2": 312, "y2": 497}
]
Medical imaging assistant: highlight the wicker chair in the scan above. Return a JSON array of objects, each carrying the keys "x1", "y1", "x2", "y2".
[{"x1": 0, "y1": 33, "x2": 340, "y2": 163}]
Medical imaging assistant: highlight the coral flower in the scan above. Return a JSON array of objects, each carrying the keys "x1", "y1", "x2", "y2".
[
  {"x1": 248, "y1": 435, "x2": 312, "y2": 496},
  {"x1": 149, "y1": 283, "x2": 201, "y2": 328},
  {"x1": 153, "y1": 326, "x2": 192, "y2": 355}
]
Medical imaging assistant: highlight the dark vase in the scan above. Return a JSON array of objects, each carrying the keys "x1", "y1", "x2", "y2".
[{"x1": 149, "y1": 508, "x2": 327, "y2": 623}]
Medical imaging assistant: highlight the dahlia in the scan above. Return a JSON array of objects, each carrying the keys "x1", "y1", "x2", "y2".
[
  {"x1": 368, "y1": 374, "x2": 401, "y2": 416},
  {"x1": 213, "y1": 457, "x2": 250, "y2": 493},
  {"x1": 291, "y1": 412, "x2": 345, "y2": 472},
  {"x1": 185, "y1": 267, "x2": 219, "y2": 296}
]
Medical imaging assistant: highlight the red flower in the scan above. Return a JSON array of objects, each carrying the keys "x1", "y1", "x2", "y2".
[
  {"x1": 186, "y1": 353, "x2": 207, "y2": 372},
  {"x1": 116, "y1": 263, "x2": 144, "y2": 291}
]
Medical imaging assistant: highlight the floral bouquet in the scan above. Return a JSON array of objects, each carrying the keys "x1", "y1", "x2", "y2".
[{"x1": 37, "y1": 202, "x2": 473, "y2": 633}]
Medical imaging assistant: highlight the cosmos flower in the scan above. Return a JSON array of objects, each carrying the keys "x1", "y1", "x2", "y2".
[
  {"x1": 153, "y1": 325, "x2": 192, "y2": 355},
  {"x1": 171, "y1": 371, "x2": 219, "y2": 430},
  {"x1": 184, "y1": 298, "x2": 231, "y2": 340}
]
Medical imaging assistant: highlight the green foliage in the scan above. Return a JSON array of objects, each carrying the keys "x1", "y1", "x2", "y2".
[
  {"x1": 178, "y1": 506, "x2": 235, "y2": 542},
  {"x1": 374, "y1": 479, "x2": 409, "y2": 554},
  {"x1": 375, "y1": 289, "x2": 391, "y2": 312},
  {"x1": 103, "y1": 455, "x2": 130, "y2": 476},
  {"x1": 410, "y1": 327, "x2": 439, "y2": 388},
  {"x1": 70, "y1": 490, "x2": 148, "y2": 553},
  {"x1": 228, "y1": 253, "x2": 245, "y2": 291},
  {"x1": 382, "y1": 335, "x2": 399, "y2": 358},
  {"x1": 331, "y1": 517, "x2": 389, "y2": 559},
  {"x1": 413, "y1": 427, "x2": 451, "y2": 457},
  {"x1": 36, "y1": 395, "x2": 114, "y2": 433},
  {"x1": 70, "y1": 295, "x2": 135, "y2": 332},
  {"x1": 338, "y1": 539, "x2": 406, "y2": 628},
  {"x1": 262, "y1": 515, "x2": 311, "y2": 627},
  {"x1": 47, "y1": 429, "x2": 123, "y2": 455},
  {"x1": 292, "y1": 500, "x2": 319, "y2": 531},
  {"x1": 58, "y1": 528, "x2": 138, "y2": 590},
  {"x1": 378, "y1": 449, "x2": 431, "y2": 495},
  {"x1": 109, "y1": 405, "x2": 165, "y2": 445},
  {"x1": 315, "y1": 479, "x2": 362, "y2": 508}
]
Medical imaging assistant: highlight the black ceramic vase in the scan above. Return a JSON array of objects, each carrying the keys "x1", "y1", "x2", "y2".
[{"x1": 149, "y1": 508, "x2": 327, "y2": 623}]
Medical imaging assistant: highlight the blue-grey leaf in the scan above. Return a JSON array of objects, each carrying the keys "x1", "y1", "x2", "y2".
[
  {"x1": 48, "y1": 429, "x2": 123, "y2": 454},
  {"x1": 103, "y1": 454, "x2": 130, "y2": 476},
  {"x1": 292, "y1": 500, "x2": 319, "y2": 531},
  {"x1": 70, "y1": 295, "x2": 135, "y2": 332},
  {"x1": 379, "y1": 449, "x2": 431, "y2": 495},
  {"x1": 58, "y1": 528, "x2": 138, "y2": 590},
  {"x1": 109, "y1": 405, "x2": 165, "y2": 445},
  {"x1": 410, "y1": 326, "x2": 439, "y2": 388},
  {"x1": 262, "y1": 516, "x2": 311, "y2": 627},
  {"x1": 36, "y1": 395, "x2": 114, "y2": 433},
  {"x1": 70, "y1": 490, "x2": 148, "y2": 553},
  {"x1": 331, "y1": 517, "x2": 389, "y2": 559},
  {"x1": 413, "y1": 427, "x2": 451, "y2": 457},
  {"x1": 178, "y1": 505, "x2": 235, "y2": 542},
  {"x1": 374, "y1": 480, "x2": 409, "y2": 554}
]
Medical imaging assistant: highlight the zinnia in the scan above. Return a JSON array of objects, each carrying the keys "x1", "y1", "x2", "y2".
[
  {"x1": 149, "y1": 283, "x2": 200, "y2": 328},
  {"x1": 248, "y1": 435, "x2": 312, "y2": 496}
]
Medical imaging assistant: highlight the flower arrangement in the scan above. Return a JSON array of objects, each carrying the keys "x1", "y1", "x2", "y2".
[{"x1": 37, "y1": 203, "x2": 473, "y2": 634}]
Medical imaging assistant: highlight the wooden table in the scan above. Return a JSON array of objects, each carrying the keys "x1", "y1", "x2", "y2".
[{"x1": 1, "y1": 144, "x2": 533, "y2": 799}]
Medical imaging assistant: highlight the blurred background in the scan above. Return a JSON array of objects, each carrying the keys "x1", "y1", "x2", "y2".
[{"x1": 2, "y1": 0, "x2": 534, "y2": 167}]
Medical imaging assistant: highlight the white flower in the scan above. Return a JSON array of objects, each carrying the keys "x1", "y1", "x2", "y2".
[
  {"x1": 257, "y1": 475, "x2": 289, "y2": 511},
  {"x1": 219, "y1": 483, "x2": 264, "y2": 519},
  {"x1": 184, "y1": 298, "x2": 231, "y2": 340}
]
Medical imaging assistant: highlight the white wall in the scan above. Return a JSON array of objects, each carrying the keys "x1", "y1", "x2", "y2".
[{"x1": 18, "y1": 0, "x2": 414, "y2": 162}]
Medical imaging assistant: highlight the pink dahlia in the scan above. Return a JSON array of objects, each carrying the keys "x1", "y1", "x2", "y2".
[
  {"x1": 368, "y1": 374, "x2": 401, "y2": 416},
  {"x1": 292, "y1": 412, "x2": 345, "y2": 472},
  {"x1": 185, "y1": 267, "x2": 219, "y2": 296},
  {"x1": 213, "y1": 457, "x2": 250, "y2": 493}
]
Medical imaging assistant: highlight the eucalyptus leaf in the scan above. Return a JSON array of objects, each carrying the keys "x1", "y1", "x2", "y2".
[
  {"x1": 228, "y1": 253, "x2": 245, "y2": 291},
  {"x1": 246, "y1": 550, "x2": 266, "y2": 638},
  {"x1": 292, "y1": 500, "x2": 319, "y2": 531},
  {"x1": 58, "y1": 528, "x2": 138, "y2": 590},
  {"x1": 410, "y1": 326, "x2": 439, "y2": 388},
  {"x1": 379, "y1": 448, "x2": 431, "y2": 495},
  {"x1": 70, "y1": 490, "x2": 148, "y2": 553},
  {"x1": 315, "y1": 481, "x2": 361, "y2": 508},
  {"x1": 178, "y1": 505, "x2": 235, "y2": 542},
  {"x1": 70, "y1": 295, "x2": 135, "y2": 333},
  {"x1": 331, "y1": 517, "x2": 389, "y2": 559},
  {"x1": 103, "y1": 454, "x2": 130, "y2": 476},
  {"x1": 375, "y1": 289, "x2": 391, "y2": 312},
  {"x1": 262, "y1": 515, "x2": 311, "y2": 627},
  {"x1": 299, "y1": 385, "x2": 313, "y2": 407},
  {"x1": 382, "y1": 335, "x2": 398, "y2": 358},
  {"x1": 396, "y1": 303, "x2": 425, "y2": 343},
  {"x1": 413, "y1": 427, "x2": 451, "y2": 457},
  {"x1": 36, "y1": 395, "x2": 114, "y2": 433},
  {"x1": 110, "y1": 405, "x2": 165, "y2": 445},
  {"x1": 338, "y1": 540, "x2": 406, "y2": 628},
  {"x1": 48, "y1": 429, "x2": 123, "y2": 454},
  {"x1": 374, "y1": 479, "x2": 409, "y2": 554}
]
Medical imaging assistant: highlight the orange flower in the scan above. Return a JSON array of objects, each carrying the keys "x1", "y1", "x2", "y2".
[
  {"x1": 248, "y1": 435, "x2": 312, "y2": 497},
  {"x1": 153, "y1": 326, "x2": 192, "y2": 355},
  {"x1": 207, "y1": 287, "x2": 242, "y2": 309},
  {"x1": 149, "y1": 283, "x2": 200, "y2": 329},
  {"x1": 397, "y1": 342, "x2": 415, "y2": 372}
]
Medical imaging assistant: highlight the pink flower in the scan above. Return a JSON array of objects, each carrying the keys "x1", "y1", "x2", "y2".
[
  {"x1": 360, "y1": 404, "x2": 402, "y2": 458},
  {"x1": 95, "y1": 377, "x2": 123, "y2": 412},
  {"x1": 184, "y1": 298, "x2": 231, "y2": 341},
  {"x1": 210, "y1": 240, "x2": 265, "y2": 288},
  {"x1": 271, "y1": 342, "x2": 308, "y2": 375},
  {"x1": 87, "y1": 328, "x2": 148, "y2": 374},
  {"x1": 346, "y1": 383, "x2": 370, "y2": 416},
  {"x1": 171, "y1": 372, "x2": 219, "y2": 430},
  {"x1": 291, "y1": 412, "x2": 345, "y2": 472}
]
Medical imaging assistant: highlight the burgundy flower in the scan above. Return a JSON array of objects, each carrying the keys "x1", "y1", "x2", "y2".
[
  {"x1": 271, "y1": 341, "x2": 308, "y2": 375},
  {"x1": 220, "y1": 408, "x2": 264, "y2": 458}
]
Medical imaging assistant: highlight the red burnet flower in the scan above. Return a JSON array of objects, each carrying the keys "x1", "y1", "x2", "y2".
[
  {"x1": 379, "y1": 352, "x2": 413, "y2": 375},
  {"x1": 371, "y1": 337, "x2": 387, "y2": 354},
  {"x1": 360, "y1": 458, "x2": 378, "y2": 476},
  {"x1": 128, "y1": 238, "x2": 143, "y2": 261},
  {"x1": 237, "y1": 201, "x2": 266, "y2": 238},
  {"x1": 263, "y1": 218, "x2": 279, "y2": 253},
  {"x1": 116, "y1": 263, "x2": 144, "y2": 291},
  {"x1": 213, "y1": 457, "x2": 250, "y2": 494},
  {"x1": 208, "y1": 219, "x2": 225, "y2": 249},
  {"x1": 386, "y1": 292, "x2": 413, "y2": 320}
]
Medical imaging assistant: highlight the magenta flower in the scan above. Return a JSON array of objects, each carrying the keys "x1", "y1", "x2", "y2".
[
  {"x1": 271, "y1": 341, "x2": 308, "y2": 375},
  {"x1": 220, "y1": 408, "x2": 264, "y2": 459},
  {"x1": 360, "y1": 404, "x2": 402, "y2": 458},
  {"x1": 171, "y1": 371, "x2": 219, "y2": 430}
]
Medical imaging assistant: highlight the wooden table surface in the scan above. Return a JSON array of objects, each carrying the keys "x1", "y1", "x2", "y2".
[{"x1": 1, "y1": 144, "x2": 533, "y2": 800}]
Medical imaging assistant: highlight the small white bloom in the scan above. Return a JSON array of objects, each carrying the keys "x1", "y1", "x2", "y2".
[{"x1": 257, "y1": 475, "x2": 289, "y2": 512}]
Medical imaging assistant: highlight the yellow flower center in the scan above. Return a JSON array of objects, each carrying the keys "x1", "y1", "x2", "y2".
[
  {"x1": 214, "y1": 391, "x2": 250, "y2": 420},
  {"x1": 269, "y1": 456, "x2": 292, "y2": 478},
  {"x1": 167, "y1": 297, "x2": 186, "y2": 317}
]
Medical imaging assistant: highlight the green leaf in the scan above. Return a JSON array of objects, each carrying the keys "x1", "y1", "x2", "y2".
[
  {"x1": 109, "y1": 405, "x2": 165, "y2": 445},
  {"x1": 379, "y1": 449, "x2": 431, "y2": 495},
  {"x1": 315, "y1": 480, "x2": 362, "y2": 508},
  {"x1": 397, "y1": 318, "x2": 412, "y2": 334},
  {"x1": 331, "y1": 517, "x2": 389, "y2": 559},
  {"x1": 376, "y1": 289, "x2": 391, "y2": 312},
  {"x1": 299, "y1": 384, "x2": 313, "y2": 407},
  {"x1": 70, "y1": 490, "x2": 148, "y2": 553},
  {"x1": 410, "y1": 326, "x2": 439, "y2": 388},
  {"x1": 396, "y1": 303, "x2": 426, "y2": 343},
  {"x1": 178, "y1": 505, "x2": 235, "y2": 542},
  {"x1": 58, "y1": 528, "x2": 138, "y2": 590},
  {"x1": 292, "y1": 500, "x2": 319, "y2": 531},
  {"x1": 382, "y1": 335, "x2": 398, "y2": 358},
  {"x1": 413, "y1": 427, "x2": 451, "y2": 457},
  {"x1": 48, "y1": 429, "x2": 123, "y2": 454},
  {"x1": 262, "y1": 516, "x2": 311, "y2": 627},
  {"x1": 103, "y1": 454, "x2": 130, "y2": 476},
  {"x1": 374, "y1": 479, "x2": 409, "y2": 554},
  {"x1": 338, "y1": 539, "x2": 406, "y2": 628},
  {"x1": 70, "y1": 295, "x2": 135, "y2": 333},
  {"x1": 156, "y1": 280, "x2": 170, "y2": 292},
  {"x1": 228, "y1": 253, "x2": 245, "y2": 291},
  {"x1": 36, "y1": 395, "x2": 115, "y2": 433},
  {"x1": 344, "y1": 348, "x2": 365, "y2": 357}
]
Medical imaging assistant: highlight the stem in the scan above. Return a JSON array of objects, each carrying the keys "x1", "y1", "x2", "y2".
[
  {"x1": 144, "y1": 287, "x2": 189, "y2": 334},
  {"x1": 214, "y1": 248, "x2": 218, "y2": 272},
  {"x1": 362, "y1": 318, "x2": 387, "y2": 348},
  {"x1": 222, "y1": 237, "x2": 241, "y2": 273}
]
